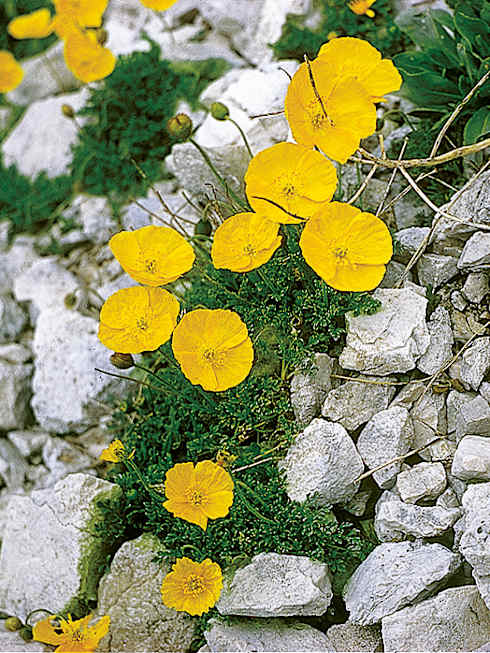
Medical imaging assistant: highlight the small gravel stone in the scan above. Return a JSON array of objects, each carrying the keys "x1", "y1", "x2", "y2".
[
  {"x1": 451, "y1": 436, "x2": 490, "y2": 481},
  {"x1": 396, "y1": 462, "x2": 446, "y2": 504},
  {"x1": 460, "y1": 337, "x2": 490, "y2": 391},
  {"x1": 417, "y1": 253, "x2": 459, "y2": 289},
  {"x1": 461, "y1": 272, "x2": 489, "y2": 304},
  {"x1": 417, "y1": 306, "x2": 453, "y2": 375},
  {"x1": 458, "y1": 232, "x2": 490, "y2": 271}
]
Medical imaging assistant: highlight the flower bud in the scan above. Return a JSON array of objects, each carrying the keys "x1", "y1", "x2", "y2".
[
  {"x1": 210, "y1": 102, "x2": 230, "y2": 121},
  {"x1": 19, "y1": 626, "x2": 33, "y2": 642},
  {"x1": 95, "y1": 28, "x2": 108, "y2": 45},
  {"x1": 167, "y1": 113, "x2": 193, "y2": 142},
  {"x1": 5, "y1": 617, "x2": 22, "y2": 632},
  {"x1": 61, "y1": 104, "x2": 75, "y2": 119},
  {"x1": 194, "y1": 218, "x2": 212, "y2": 237},
  {"x1": 110, "y1": 352, "x2": 135, "y2": 370}
]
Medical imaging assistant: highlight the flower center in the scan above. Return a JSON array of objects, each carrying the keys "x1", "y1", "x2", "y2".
[
  {"x1": 183, "y1": 575, "x2": 205, "y2": 596},
  {"x1": 307, "y1": 100, "x2": 335, "y2": 130},
  {"x1": 282, "y1": 183, "x2": 296, "y2": 197},
  {"x1": 243, "y1": 244, "x2": 256, "y2": 256},
  {"x1": 186, "y1": 488, "x2": 206, "y2": 505},
  {"x1": 334, "y1": 247, "x2": 348, "y2": 260},
  {"x1": 145, "y1": 258, "x2": 157, "y2": 273},
  {"x1": 202, "y1": 348, "x2": 225, "y2": 367},
  {"x1": 136, "y1": 318, "x2": 149, "y2": 331}
]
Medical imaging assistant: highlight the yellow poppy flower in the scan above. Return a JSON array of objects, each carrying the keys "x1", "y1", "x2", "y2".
[
  {"x1": 98, "y1": 286, "x2": 180, "y2": 354},
  {"x1": 317, "y1": 37, "x2": 402, "y2": 102},
  {"x1": 109, "y1": 225, "x2": 195, "y2": 287},
  {"x1": 172, "y1": 309, "x2": 254, "y2": 392},
  {"x1": 348, "y1": 0, "x2": 376, "y2": 17},
  {"x1": 53, "y1": 0, "x2": 108, "y2": 37},
  {"x1": 244, "y1": 142, "x2": 337, "y2": 223},
  {"x1": 140, "y1": 0, "x2": 178, "y2": 9},
  {"x1": 7, "y1": 9, "x2": 55, "y2": 39},
  {"x1": 299, "y1": 202, "x2": 393, "y2": 291},
  {"x1": 285, "y1": 59, "x2": 376, "y2": 163},
  {"x1": 161, "y1": 557, "x2": 222, "y2": 616},
  {"x1": 163, "y1": 460, "x2": 234, "y2": 530},
  {"x1": 211, "y1": 212, "x2": 281, "y2": 272},
  {"x1": 100, "y1": 439, "x2": 134, "y2": 463},
  {"x1": 63, "y1": 29, "x2": 116, "y2": 83},
  {"x1": 0, "y1": 51, "x2": 23, "y2": 93},
  {"x1": 32, "y1": 613, "x2": 110, "y2": 652}
]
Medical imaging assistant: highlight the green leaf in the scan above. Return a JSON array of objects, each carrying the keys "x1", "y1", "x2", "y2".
[
  {"x1": 463, "y1": 106, "x2": 490, "y2": 144},
  {"x1": 454, "y1": 8, "x2": 490, "y2": 58},
  {"x1": 395, "y1": 8, "x2": 459, "y2": 66}
]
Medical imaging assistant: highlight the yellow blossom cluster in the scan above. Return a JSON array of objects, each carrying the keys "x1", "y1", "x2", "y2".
[
  {"x1": 211, "y1": 37, "x2": 397, "y2": 293},
  {"x1": 32, "y1": 613, "x2": 110, "y2": 652},
  {"x1": 0, "y1": 0, "x2": 178, "y2": 92}
]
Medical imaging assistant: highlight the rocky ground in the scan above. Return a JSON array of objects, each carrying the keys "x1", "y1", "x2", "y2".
[{"x1": 0, "y1": 0, "x2": 489, "y2": 651}]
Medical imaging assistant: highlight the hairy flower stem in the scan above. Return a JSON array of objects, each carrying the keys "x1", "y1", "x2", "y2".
[
  {"x1": 227, "y1": 117, "x2": 254, "y2": 158},
  {"x1": 189, "y1": 138, "x2": 249, "y2": 211}
]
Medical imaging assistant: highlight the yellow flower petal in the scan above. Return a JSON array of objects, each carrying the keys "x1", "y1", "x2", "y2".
[
  {"x1": 98, "y1": 286, "x2": 180, "y2": 354},
  {"x1": 317, "y1": 37, "x2": 401, "y2": 101},
  {"x1": 0, "y1": 51, "x2": 24, "y2": 93},
  {"x1": 300, "y1": 202, "x2": 393, "y2": 291},
  {"x1": 172, "y1": 308, "x2": 253, "y2": 392},
  {"x1": 109, "y1": 225, "x2": 195, "y2": 286},
  {"x1": 163, "y1": 460, "x2": 234, "y2": 529},
  {"x1": 285, "y1": 61, "x2": 376, "y2": 163},
  {"x1": 140, "y1": 0, "x2": 178, "y2": 9},
  {"x1": 8, "y1": 9, "x2": 55, "y2": 39},
  {"x1": 161, "y1": 557, "x2": 223, "y2": 616},
  {"x1": 211, "y1": 212, "x2": 282, "y2": 272},
  {"x1": 64, "y1": 28, "x2": 116, "y2": 84},
  {"x1": 245, "y1": 143, "x2": 337, "y2": 223},
  {"x1": 100, "y1": 439, "x2": 126, "y2": 463},
  {"x1": 54, "y1": 0, "x2": 108, "y2": 31},
  {"x1": 32, "y1": 617, "x2": 64, "y2": 646}
]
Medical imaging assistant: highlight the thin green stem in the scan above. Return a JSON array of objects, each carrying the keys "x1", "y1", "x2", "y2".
[
  {"x1": 127, "y1": 459, "x2": 163, "y2": 501},
  {"x1": 227, "y1": 117, "x2": 253, "y2": 158},
  {"x1": 189, "y1": 138, "x2": 248, "y2": 211}
]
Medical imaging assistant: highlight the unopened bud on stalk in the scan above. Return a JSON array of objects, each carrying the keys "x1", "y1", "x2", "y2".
[
  {"x1": 5, "y1": 617, "x2": 22, "y2": 632},
  {"x1": 19, "y1": 626, "x2": 33, "y2": 642},
  {"x1": 167, "y1": 113, "x2": 193, "y2": 142},
  {"x1": 194, "y1": 219, "x2": 212, "y2": 237},
  {"x1": 110, "y1": 352, "x2": 135, "y2": 370},
  {"x1": 95, "y1": 28, "x2": 108, "y2": 45},
  {"x1": 61, "y1": 104, "x2": 75, "y2": 119},
  {"x1": 210, "y1": 101, "x2": 230, "y2": 121}
]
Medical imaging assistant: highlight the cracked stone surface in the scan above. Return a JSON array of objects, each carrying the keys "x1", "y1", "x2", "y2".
[
  {"x1": 216, "y1": 553, "x2": 332, "y2": 617},
  {"x1": 96, "y1": 534, "x2": 195, "y2": 653},
  {"x1": 339, "y1": 289, "x2": 430, "y2": 375},
  {"x1": 290, "y1": 354, "x2": 333, "y2": 427},
  {"x1": 396, "y1": 462, "x2": 446, "y2": 503},
  {"x1": 381, "y1": 586, "x2": 490, "y2": 652},
  {"x1": 280, "y1": 418, "x2": 363, "y2": 504},
  {"x1": 343, "y1": 541, "x2": 461, "y2": 625},
  {"x1": 0, "y1": 473, "x2": 121, "y2": 621}
]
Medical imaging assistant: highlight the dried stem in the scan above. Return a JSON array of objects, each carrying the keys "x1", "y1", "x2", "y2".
[{"x1": 376, "y1": 138, "x2": 408, "y2": 216}]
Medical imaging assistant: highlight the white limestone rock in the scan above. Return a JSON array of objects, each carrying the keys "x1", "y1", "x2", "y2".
[
  {"x1": 409, "y1": 390, "x2": 451, "y2": 462},
  {"x1": 458, "y1": 232, "x2": 490, "y2": 271},
  {"x1": 280, "y1": 418, "x2": 363, "y2": 505},
  {"x1": 417, "y1": 306, "x2": 454, "y2": 375},
  {"x1": 7, "y1": 429, "x2": 49, "y2": 459},
  {"x1": 321, "y1": 375, "x2": 396, "y2": 431},
  {"x1": 0, "y1": 294, "x2": 27, "y2": 343},
  {"x1": 459, "y1": 483, "x2": 490, "y2": 608},
  {"x1": 451, "y1": 436, "x2": 490, "y2": 481},
  {"x1": 204, "y1": 617, "x2": 333, "y2": 652},
  {"x1": 460, "y1": 337, "x2": 490, "y2": 391},
  {"x1": 396, "y1": 461, "x2": 446, "y2": 503},
  {"x1": 432, "y1": 171, "x2": 490, "y2": 257},
  {"x1": 447, "y1": 390, "x2": 476, "y2": 437},
  {"x1": 381, "y1": 586, "x2": 490, "y2": 652},
  {"x1": 65, "y1": 195, "x2": 119, "y2": 245},
  {"x1": 0, "y1": 627, "x2": 45, "y2": 652},
  {"x1": 374, "y1": 491, "x2": 460, "y2": 542},
  {"x1": 0, "y1": 439, "x2": 28, "y2": 490},
  {"x1": 357, "y1": 407, "x2": 414, "y2": 489},
  {"x1": 455, "y1": 395, "x2": 490, "y2": 440},
  {"x1": 0, "y1": 473, "x2": 121, "y2": 621},
  {"x1": 0, "y1": 236, "x2": 40, "y2": 295},
  {"x1": 14, "y1": 257, "x2": 79, "y2": 322},
  {"x1": 217, "y1": 553, "x2": 332, "y2": 617},
  {"x1": 327, "y1": 622, "x2": 382, "y2": 653},
  {"x1": 2, "y1": 88, "x2": 89, "y2": 179},
  {"x1": 0, "y1": 343, "x2": 31, "y2": 365},
  {"x1": 41, "y1": 436, "x2": 94, "y2": 488},
  {"x1": 343, "y1": 541, "x2": 461, "y2": 625},
  {"x1": 31, "y1": 308, "x2": 130, "y2": 434},
  {"x1": 339, "y1": 289, "x2": 430, "y2": 375},
  {"x1": 96, "y1": 534, "x2": 195, "y2": 653},
  {"x1": 462, "y1": 272, "x2": 489, "y2": 304},
  {"x1": 417, "y1": 253, "x2": 459, "y2": 289},
  {"x1": 6, "y1": 41, "x2": 80, "y2": 106},
  {"x1": 394, "y1": 227, "x2": 430, "y2": 264},
  {"x1": 290, "y1": 353, "x2": 333, "y2": 426},
  {"x1": 0, "y1": 360, "x2": 32, "y2": 431}
]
